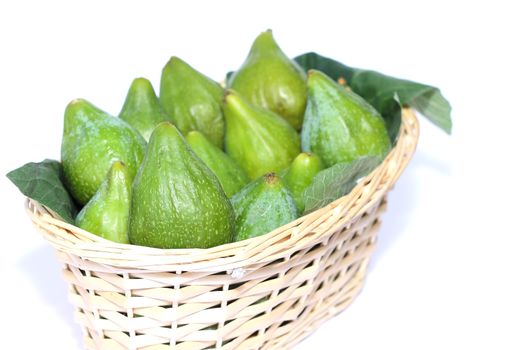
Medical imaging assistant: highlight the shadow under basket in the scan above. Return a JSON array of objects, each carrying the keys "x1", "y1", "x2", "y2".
[{"x1": 26, "y1": 109, "x2": 419, "y2": 350}]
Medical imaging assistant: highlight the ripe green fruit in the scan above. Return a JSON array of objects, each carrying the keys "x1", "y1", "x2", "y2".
[
  {"x1": 282, "y1": 153, "x2": 324, "y2": 213},
  {"x1": 129, "y1": 122, "x2": 235, "y2": 249},
  {"x1": 118, "y1": 77, "x2": 169, "y2": 141},
  {"x1": 223, "y1": 89, "x2": 300, "y2": 180},
  {"x1": 186, "y1": 131, "x2": 249, "y2": 197},
  {"x1": 160, "y1": 56, "x2": 225, "y2": 148},
  {"x1": 301, "y1": 70, "x2": 391, "y2": 167},
  {"x1": 75, "y1": 161, "x2": 132, "y2": 244},
  {"x1": 61, "y1": 99, "x2": 146, "y2": 205},
  {"x1": 231, "y1": 173, "x2": 299, "y2": 241},
  {"x1": 228, "y1": 30, "x2": 307, "y2": 130}
]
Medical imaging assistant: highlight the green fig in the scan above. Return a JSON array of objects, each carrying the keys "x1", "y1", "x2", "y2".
[
  {"x1": 301, "y1": 70, "x2": 391, "y2": 167},
  {"x1": 61, "y1": 99, "x2": 146, "y2": 205},
  {"x1": 118, "y1": 77, "x2": 169, "y2": 141},
  {"x1": 75, "y1": 161, "x2": 132, "y2": 244},
  {"x1": 282, "y1": 153, "x2": 324, "y2": 213},
  {"x1": 186, "y1": 131, "x2": 249, "y2": 197},
  {"x1": 129, "y1": 122, "x2": 235, "y2": 249},
  {"x1": 228, "y1": 30, "x2": 307, "y2": 130},
  {"x1": 231, "y1": 173, "x2": 299, "y2": 241},
  {"x1": 223, "y1": 89, "x2": 300, "y2": 180},
  {"x1": 160, "y1": 56, "x2": 225, "y2": 148}
]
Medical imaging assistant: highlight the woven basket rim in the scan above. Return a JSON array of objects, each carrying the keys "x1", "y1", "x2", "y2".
[{"x1": 26, "y1": 108, "x2": 419, "y2": 271}]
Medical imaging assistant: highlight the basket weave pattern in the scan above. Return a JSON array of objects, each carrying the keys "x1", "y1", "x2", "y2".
[{"x1": 27, "y1": 109, "x2": 419, "y2": 350}]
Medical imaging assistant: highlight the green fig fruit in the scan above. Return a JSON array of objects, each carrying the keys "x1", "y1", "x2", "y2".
[
  {"x1": 118, "y1": 77, "x2": 169, "y2": 141},
  {"x1": 282, "y1": 152, "x2": 324, "y2": 213},
  {"x1": 61, "y1": 99, "x2": 146, "y2": 205},
  {"x1": 231, "y1": 173, "x2": 299, "y2": 241},
  {"x1": 160, "y1": 56, "x2": 225, "y2": 148},
  {"x1": 223, "y1": 89, "x2": 301, "y2": 180},
  {"x1": 129, "y1": 122, "x2": 235, "y2": 249},
  {"x1": 301, "y1": 70, "x2": 391, "y2": 167},
  {"x1": 228, "y1": 30, "x2": 307, "y2": 130},
  {"x1": 75, "y1": 161, "x2": 132, "y2": 244},
  {"x1": 186, "y1": 130, "x2": 249, "y2": 197}
]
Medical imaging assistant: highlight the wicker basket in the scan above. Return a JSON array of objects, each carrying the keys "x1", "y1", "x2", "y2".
[{"x1": 26, "y1": 108, "x2": 419, "y2": 350}]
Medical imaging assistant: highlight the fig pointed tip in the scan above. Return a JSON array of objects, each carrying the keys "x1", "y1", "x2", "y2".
[
  {"x1": 263, "y1": 172, "x2": 279, "y2": 185},
  {"x1": 68, "y1": 98, "x2": 87, "y2": 107},
  {"x1": 157, "y1": 121, "x2": 174, "y2": 128},
  {"x1": 223, "y1": 89, "x2": 237, "y2": 103},
  {"x1": 149, "y1": 121, "x2": 184, "y2": 142},
  {"x1": 112, "y1": 160, "x2": 127, "y2": 170},
  {"x1": 65, "y1": 98, "x2": 93, "y2": 119},
  {"x1": 163, "y1": 56, "x2": 185, "y2": 72},
  {"x1": 186, "y1": 130, "x2": 204, "y2": 140},
  {"x1": 132, "y1": 77, "x2": 151, "y2": 86},
  {"x1": 297, "y1": 152, "x2": 313, "y2": 160}
]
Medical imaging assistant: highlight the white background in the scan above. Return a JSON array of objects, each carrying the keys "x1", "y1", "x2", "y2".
[{"x1": 1, "y1": 1, "x2": 524, "y2": 349}]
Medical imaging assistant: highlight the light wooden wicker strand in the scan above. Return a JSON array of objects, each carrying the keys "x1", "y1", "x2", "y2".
[{"x1": 26, "y1": 109, "x2": 419, "y2": 350}]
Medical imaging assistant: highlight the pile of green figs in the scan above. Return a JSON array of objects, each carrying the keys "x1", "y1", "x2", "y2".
[{"x1": 63, "y1": 30, "x2": 391, "y2": 249}]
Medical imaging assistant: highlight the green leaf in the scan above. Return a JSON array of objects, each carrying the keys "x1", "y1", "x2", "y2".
[
  {"x1": 294, "y1": 52, "x2": 358, "y2": 84},
  {"x1": 409, "y1": 87, "x2": 452, "y2": 133},
  {"x1": 225, "y1": 71, "x2": 233, "y2": 83},
  {"x1": 294, "y1": 52, "x2": 452, "y2": 136},
  {"x1": 302, "y1": 157, "x2": 382, "y2": 214},
  {"x1": 6, "y1": 159, "x2": 78, "y2": 223}
]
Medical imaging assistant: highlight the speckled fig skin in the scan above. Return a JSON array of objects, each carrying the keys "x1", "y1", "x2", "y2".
[
  {"x1": 186, "y1": 131, "x2": 249, "y2": 198},
  {"x1": 231, "y1": 173, "x2": 299, "y2": 241},
  {"x1": 301, "y1": 70, "x2": 391, "y2": 167},
  {"x1": 160, "y1": 56, "x2": 225, "y2": 148},
  {"x1": 61, "y1": 99, "x2": 146, "y2": 205},
  {"x1": 75, "y1": 161, "x2": 132, "y2": 244},
  {"x1": 223, "y1": 89, "x2": 300, "y2": 180},
  {"x1": 228, "y1": 30, "x2": 307, "y2": 130},
  {"x1": 129, "y1": 122, "x2": 235, "y2": 249},
  {"x1": 282, "y1": 152, "x2": 324, "y2": 213},
  {"x1": 118, "y1": 77, "x2": 169, "y2": 141}
]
